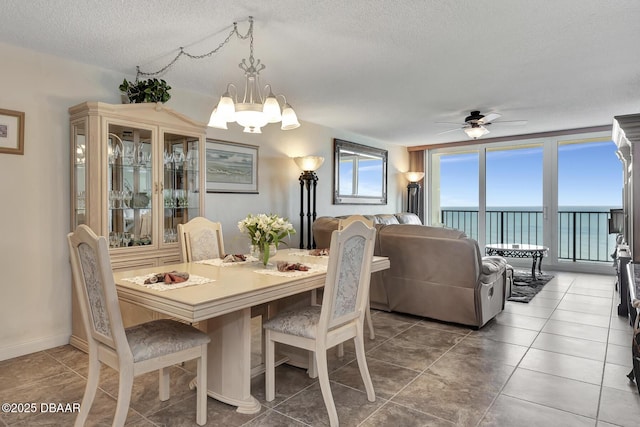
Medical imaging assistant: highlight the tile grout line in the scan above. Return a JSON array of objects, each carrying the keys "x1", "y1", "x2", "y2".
[
  {"x1": 356, "y1": 324, "x2": 473, "y2": 424},
  {"x1": 475, "y1": 273, "x2": 581, "y2": 426},
  {"x1": 350, "y1": 321, "x2": 470, "y2": 426}
]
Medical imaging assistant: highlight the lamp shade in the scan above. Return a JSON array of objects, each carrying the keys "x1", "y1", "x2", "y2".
[
  {"x1": 281, "y1": 104, "x2": 300, "y2": 130},
  {"x1": 263, "y1": 94, "x2": 282, "y2": 123},
  {"x1": 405, "y1": 171, "x2": 425, "y2": 182},
  {"x1": 464, "y1": 125, "x2": 489, "y2": 139},
  {"x1": 208, "y1": 108, "x2": 228, "y2": 129},
  {"x1": 294, "y1": 156, "x2": 325, "y2": 172},
  {"x1": 216, "y1": 93, "x2": 236, "y2": 122}
]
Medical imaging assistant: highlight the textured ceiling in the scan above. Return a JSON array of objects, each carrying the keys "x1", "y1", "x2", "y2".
[{"x1": 1, "y1": 0, "x2": 639, "y2": 146}]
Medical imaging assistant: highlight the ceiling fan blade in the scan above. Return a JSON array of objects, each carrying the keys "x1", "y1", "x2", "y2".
[
  {"x1": 492, "y1": 120, "x2": 528, "y2": 126},
  {"x1": 478, "y1": 112, "x2": 501, "y2": 124},
  {"x1": 437, "y1": 127, "x2": 464, "y2": 135}
]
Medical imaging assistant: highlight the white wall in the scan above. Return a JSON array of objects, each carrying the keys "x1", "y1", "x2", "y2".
[
  {"x1": 0, "y1": 41, "x2": 408, "y2": 361},
  {"x1": 204, "y1": 123, "x2": 408, "y2": 254}
]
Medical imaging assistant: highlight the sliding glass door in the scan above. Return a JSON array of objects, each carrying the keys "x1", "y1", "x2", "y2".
[
  {"x1": 427, "y1": 131, "x2": 619, "y2": 268},
  {"x1": 430, "y1": 151, "x2": 479, "y2": 239},
  {"x1": 557, "y1": 139, "x2": 622, "y2": 262},
  {"x1": 485, "y1": 144, "x2": 543, "y2": 246}
]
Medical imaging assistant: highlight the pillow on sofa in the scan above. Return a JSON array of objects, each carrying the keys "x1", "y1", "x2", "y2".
[{"x1": 395, "y1": 213, "x2": 422, "y2": 224}]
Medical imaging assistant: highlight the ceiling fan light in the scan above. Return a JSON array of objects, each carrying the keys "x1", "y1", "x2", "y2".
[
  {"x1": 464, "y1": 125, "x2": 489, "y2": 139},
  {"x1": 281, "y1": 104, "x2": 300, "y2": 130}
]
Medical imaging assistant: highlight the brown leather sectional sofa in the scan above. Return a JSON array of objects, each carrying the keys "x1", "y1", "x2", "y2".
[{"x1": 313, "y1": 213, "x2": 507, "y2": 328}]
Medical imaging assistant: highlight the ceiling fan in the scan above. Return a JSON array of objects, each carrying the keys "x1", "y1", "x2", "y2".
[{"x1": 437, "y1": 110, "x2": 527, "y2": 139}]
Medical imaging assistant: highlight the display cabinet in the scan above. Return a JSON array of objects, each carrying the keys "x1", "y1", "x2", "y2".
[{"x1": 69, "y1": 101, "x2": 206, "y2": 350}]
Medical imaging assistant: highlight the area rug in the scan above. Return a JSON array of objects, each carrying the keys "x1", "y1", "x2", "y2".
[{"x1": 508, "y1": 270, "x2": 554, "y2": 303}]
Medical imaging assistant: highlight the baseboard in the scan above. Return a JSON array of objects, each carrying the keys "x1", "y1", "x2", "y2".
[{"x1": 0, "y1": 333, "x2": 71, "y2": 362}]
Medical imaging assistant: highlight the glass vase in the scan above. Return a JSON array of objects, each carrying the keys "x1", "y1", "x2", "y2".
[{"x1": 252, "y1": 242, "x2": 277, "y2": 266}]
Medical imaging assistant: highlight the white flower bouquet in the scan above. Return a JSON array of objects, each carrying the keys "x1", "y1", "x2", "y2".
[{"x1": 238, "y1": 214, "x2": 296, "y2": 265}]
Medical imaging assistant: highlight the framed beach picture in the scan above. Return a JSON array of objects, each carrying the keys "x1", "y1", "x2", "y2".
[
  {"x1": 205, "y1": 139, "x2": 259, "y2": 193},
  {"x1": 0, "y1": 109, "x2": 25, "y2": 155}
]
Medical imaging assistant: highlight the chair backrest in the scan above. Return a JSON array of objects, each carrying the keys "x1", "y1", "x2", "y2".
[
  {"x1": 67, "y1": 225, "x2": 130, "y2": 358},
  {"x1": 320, "y1": 220, "x2": 376, "y2": 332},
  {"x1": 178, "y1": 217, "x2": 225, "y2": 262},
  {"x1": 337, "y1": 215, "x2": 374, "y2": 230}
]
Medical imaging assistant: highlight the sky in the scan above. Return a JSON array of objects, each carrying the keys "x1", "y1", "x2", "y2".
[{"x1": 438, "y1": 140, "x2": 622, "y2": 208}]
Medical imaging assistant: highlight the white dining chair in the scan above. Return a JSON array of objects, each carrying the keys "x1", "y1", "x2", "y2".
[
  {"x1": 178, "y1": 216, "x2": 271, "y2": 374},
  {"x1": 263, "y1": 220, "x2": 377, "y2": 427},
  {"x1": 177, "y1": 216, "x2": 225, "y2": 262},
  {"x1": 338, "y1": 215, "x2": 376, "y2": 341},
  {"x1": 68, "y1": 225, "x2": 210, "y2": 426}
]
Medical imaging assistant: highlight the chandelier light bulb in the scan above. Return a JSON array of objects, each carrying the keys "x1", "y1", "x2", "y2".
[
  {"x1": 216, "y1": 92, "x2": 236, "y2": 122},
  {"x1": 263, "y1": 93, "x2": 282, "y2": 123},
  {"x1": 208, "y1": 108, "x2": 228, "y2": 129},
  {"x1": 281, "y1": 103, "x2": 300, "y2": 130}
]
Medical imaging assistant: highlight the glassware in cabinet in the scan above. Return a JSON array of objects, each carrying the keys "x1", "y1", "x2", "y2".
[
  {"x1": 107, "y1": 124, "x2": 153, "y2": 249},
  {"x1": 162, "y1": 132, "x2": 201, "y2": 245}
]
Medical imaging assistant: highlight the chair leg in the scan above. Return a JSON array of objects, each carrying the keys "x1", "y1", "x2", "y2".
[
  {"x1": 265, "y1": 330, "x2": 276, "y2": 402},
  {"x1": 366, "y1": 304, "x2": 375, "y2": 340},
  {"x1": 113, "y1": 369, "x2": 134, "y2": 427},
  {"x1": 308, "y1": 350, "x2": 318, "y2": 378},
  {"x1": 354, "y1": 334, "x2": 375, "y2": 402},
  {"x1": 315, "y1": 349, "x2": 339, "y2": 427},
  {"x1": 196, "y1": 345, "x2": 208, "y2": 426},
  {"x1": 74, "y1": 352, "x2": 100, "y2": 427},
  {"x1": 159, "y1": 367, "x2": 170, "y2": 401}
]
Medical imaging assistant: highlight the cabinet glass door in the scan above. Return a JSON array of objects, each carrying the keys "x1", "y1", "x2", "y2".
[
  {"x1": 107, "y1": 124, "x2": 153, "y2": 249},
  {"x1": 163, "y1": 132, "x2": 200, "y2": 244},
  {"x1": 72, "y1": 120, "x2": 87, "y2": 229}
]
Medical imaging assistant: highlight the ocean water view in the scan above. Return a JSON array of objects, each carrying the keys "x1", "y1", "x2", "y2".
[{"x1": 440, "y1": 206, "x2": 621, "y2": 262}]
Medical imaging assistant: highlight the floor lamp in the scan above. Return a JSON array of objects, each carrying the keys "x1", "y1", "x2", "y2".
[
  {"x1": 294, "y1": 156, "x2": 325, "y2": 249},
  {"x1": 406, "y1": 171, "x2": 425, "y2": 220}
]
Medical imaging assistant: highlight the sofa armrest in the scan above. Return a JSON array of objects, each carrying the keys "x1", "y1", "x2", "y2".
[{"x1": 480, "y1": 256, "x2": 507, "y2": 284}]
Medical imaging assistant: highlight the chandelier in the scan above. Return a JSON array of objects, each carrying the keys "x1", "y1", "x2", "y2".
[
  {"x1": 208, "y1": 17, "x2": 300, "y2": 133},
  {"x1": 133, "y1": 17, "x2": 299, "y2": 134}
]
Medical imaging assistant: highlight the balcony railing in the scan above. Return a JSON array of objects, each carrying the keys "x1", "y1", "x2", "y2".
[{"x1": 441, "y1": 209, "x2": 617, "y2": 262}]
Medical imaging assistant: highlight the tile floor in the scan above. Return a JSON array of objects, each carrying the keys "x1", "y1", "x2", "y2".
[{"x1": 1, "y1": 271, "x2": 640, "y2": 426}]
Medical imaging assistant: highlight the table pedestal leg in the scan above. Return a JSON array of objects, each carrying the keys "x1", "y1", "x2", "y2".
[
  {"x1": 205, "y1": 308, "x2": 261, "y2": 414},
  {"x1": 531, "y1": 255, "x2": 538, "y2": 280}
]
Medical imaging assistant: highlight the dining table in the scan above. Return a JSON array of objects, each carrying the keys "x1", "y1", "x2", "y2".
[{"x1": 113, "y1": 248, "x2": 390, "y2": 414}]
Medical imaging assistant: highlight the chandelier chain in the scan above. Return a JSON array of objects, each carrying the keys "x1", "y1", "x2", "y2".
[{"x1": 135, "y1": 17, "x2": 254, "y2": 80}]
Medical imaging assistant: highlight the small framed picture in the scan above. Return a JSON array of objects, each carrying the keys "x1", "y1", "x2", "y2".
[
  {"x1": 205, "y1": 139, "x2": 259, "y2": 193},
  {"x1": 0, "y1": 109, "x2": 25, "y2": 155}
]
